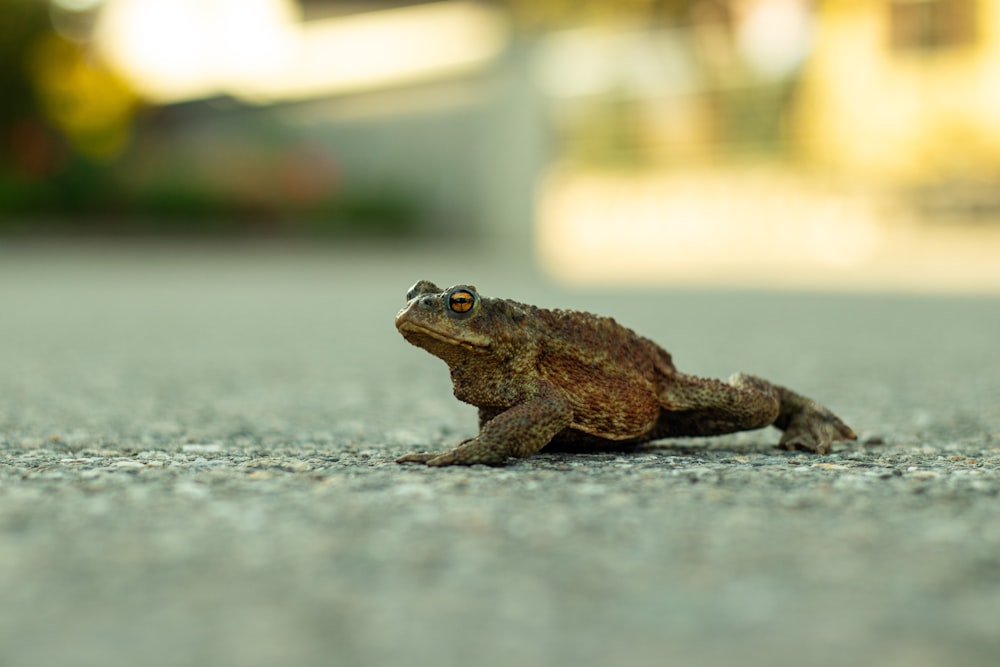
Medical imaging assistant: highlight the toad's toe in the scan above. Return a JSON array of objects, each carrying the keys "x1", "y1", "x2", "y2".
[
  {"x1": 396, "y1": 451, "x2": 441, "y2": 464},
  {"x1": 778, "y1": 407, "x2": 856, "y2": 455}
]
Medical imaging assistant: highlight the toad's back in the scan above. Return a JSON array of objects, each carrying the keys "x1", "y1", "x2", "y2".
[{"x1": 528, "y1": 305, "x2": 677, "y2": 440}]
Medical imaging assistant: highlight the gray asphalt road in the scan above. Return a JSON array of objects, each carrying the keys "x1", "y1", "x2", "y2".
[{"x1": 1, "y1": 242, "x2": 998, "y2": 667}]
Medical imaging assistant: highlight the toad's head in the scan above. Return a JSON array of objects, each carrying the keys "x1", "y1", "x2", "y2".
[{"x1": 395, "y1": 280, "x2": 528, "y2": 366}]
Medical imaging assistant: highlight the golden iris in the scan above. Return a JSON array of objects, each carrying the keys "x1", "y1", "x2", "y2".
[{"x1": 448, "y1": 290, "x2": 475, "y2": 313}]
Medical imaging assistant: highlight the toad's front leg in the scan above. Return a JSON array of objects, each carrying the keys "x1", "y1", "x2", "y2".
[{"x1": 396, "y1": 389, "x2": 573, "y2": 466}]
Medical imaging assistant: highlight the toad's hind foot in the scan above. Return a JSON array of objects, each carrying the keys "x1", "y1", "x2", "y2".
[{"x1": 776, "y1": 402, "x2": 857, "y2": 455}]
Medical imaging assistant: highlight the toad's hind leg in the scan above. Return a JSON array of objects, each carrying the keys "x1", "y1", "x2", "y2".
[
  {"x1": 659, "y1": 372, "x2": 855, "y2": 454},
  {"x1": 659, "y1": 373, "x2": 781, "y2": 437}
]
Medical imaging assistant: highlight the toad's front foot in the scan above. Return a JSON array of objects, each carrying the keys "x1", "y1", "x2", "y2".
[
  {"x1": 396, "y1": 438, "x2": 510, "y2": 466},
  {"x1": 396, "y1": 451, "x2": 446, "y2": 464},
  {"x1": 777, "y1": 403, "x2": 856, "y2": 455}
]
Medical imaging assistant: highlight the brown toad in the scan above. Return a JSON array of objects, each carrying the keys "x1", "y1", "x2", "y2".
[{"x1": 395, "y1": 280, "x2": 856, "y2": 466}]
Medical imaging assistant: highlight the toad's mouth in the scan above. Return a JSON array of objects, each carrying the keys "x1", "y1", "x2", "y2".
[{"x1": 396, "y1": 321, "x2": 490, "y2": 351}]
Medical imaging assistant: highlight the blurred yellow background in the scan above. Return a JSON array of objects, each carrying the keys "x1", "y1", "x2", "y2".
[{"x1": 2, "y1": 0, "x2": 999, "y2": 291}]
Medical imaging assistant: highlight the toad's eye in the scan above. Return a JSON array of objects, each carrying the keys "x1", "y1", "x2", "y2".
[{"x1": 448, "y1": 290, "x2": 475, "y2": 314}]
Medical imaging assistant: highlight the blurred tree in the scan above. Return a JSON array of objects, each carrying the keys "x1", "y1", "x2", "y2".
[
  {"x1": 0, "y1": 0, "x2": 141, "y2": 225},
  {"x1": 29, "y1": 32, "x2": 136, "y2": 160},
  {"x1": 0, "y1": 0, "x2": 56, "y2": 175}
]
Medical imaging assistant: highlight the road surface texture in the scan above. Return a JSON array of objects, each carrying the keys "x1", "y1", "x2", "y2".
[{"x1": 1, "y1": 242, "x2": 998, "y2": 667}]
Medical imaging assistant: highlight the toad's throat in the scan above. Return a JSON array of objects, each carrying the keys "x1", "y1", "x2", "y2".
[{"x1": 397, "y1": 321, "x2": 490, "y2": 351}]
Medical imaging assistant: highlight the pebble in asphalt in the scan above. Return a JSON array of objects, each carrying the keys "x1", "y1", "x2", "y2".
[{"x1": 1, "y1": 243, "x2": 998, "y2": 667}]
